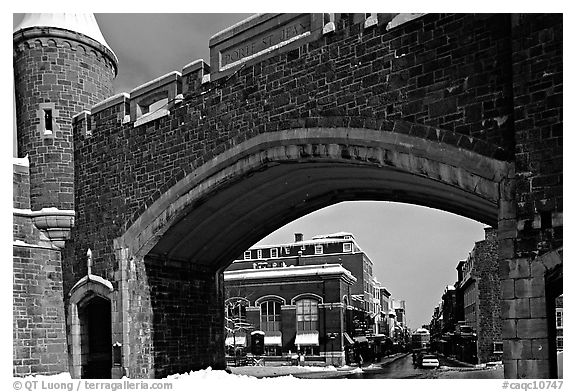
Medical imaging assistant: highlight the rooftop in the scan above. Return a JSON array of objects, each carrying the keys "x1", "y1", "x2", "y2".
[
  {"x1": 224, "y1": 263, "x2": 357, "y2": 283},
  {"x1": 14, "y1": 13, "x2": 116, "y2": 57}
]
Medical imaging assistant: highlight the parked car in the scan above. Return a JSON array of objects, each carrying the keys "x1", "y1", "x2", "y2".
[{"x1": 420, "y1": 354, "x2": 440, "y2": 368}]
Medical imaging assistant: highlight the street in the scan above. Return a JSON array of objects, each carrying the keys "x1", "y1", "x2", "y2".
[{"x1": 340, "y1": 354, "x2": 504, "y2": 379}]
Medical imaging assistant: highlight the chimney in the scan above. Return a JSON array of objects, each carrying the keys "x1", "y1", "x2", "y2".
[{"x1": 294, "y1": 233, "x2": 303, "y2": 242}]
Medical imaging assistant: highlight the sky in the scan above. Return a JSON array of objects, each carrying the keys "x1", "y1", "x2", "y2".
[{"x1": 10, "y1": 12, "x2": 489, "y2": 330}]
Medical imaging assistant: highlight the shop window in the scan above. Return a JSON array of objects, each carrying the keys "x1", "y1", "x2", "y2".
[
  {"x1": 300, "y1": 346, "x2": 319, "y2": 356},
  {"x1": 260, "y1": 301, "x2": 281, "y2": 331},
  {"x1": 314, "y1": 245, "x2": 323, "y2": 255},
  {"x1": 264, "y1": 346, "x2": 282, "y2": 356},
  {"x1": 296, "y1": 299, "x2": 318, "y2": 331}
]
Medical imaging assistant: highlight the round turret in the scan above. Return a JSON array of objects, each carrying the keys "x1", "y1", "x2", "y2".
[{"x1": 13, "y1": 13, "x2": 118, "y2": 215}]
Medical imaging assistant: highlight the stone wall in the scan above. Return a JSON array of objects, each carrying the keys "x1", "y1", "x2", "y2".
[
  {"x1": 128, "y1": 257, "x2": 226, "y2": 378},
  {"x1": 499, "y1": 14, "x2": 563, "y2": 379},
  {"x1": 13, "y1": 32, "x2": 116, "y2": 211},
  {"x1": 13, "y1": 162, "x2": 68, "y2": 376},
  {"x1": 473, "y1": 228, "x2": 501, "y2": 363},
  {"x1": 62, "y1": 13, "x2": 561, "y2": 378},
  {"x1": 71, "y1": 14, "x2": 517, "y2": 286}
]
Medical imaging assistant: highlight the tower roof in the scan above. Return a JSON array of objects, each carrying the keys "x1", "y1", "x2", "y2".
[{"x1": 14, "y1": 13, "x2": 115, "y2": 56}]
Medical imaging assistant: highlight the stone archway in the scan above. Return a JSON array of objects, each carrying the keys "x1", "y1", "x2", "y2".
[
  {"x1": 113, "y1": 127, "x2": 515, "y2": 377},
  {"x1": 116, "y1": 127, "x2": 509, "y2": 266}
]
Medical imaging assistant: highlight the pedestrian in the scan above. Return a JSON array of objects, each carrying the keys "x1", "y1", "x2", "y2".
[{"x1": 299, "y1": 351, "x2": 305, "y2": 366}]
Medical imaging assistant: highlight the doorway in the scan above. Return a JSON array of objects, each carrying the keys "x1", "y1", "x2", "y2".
[{"x1": 79, "y1": 296, "x2": 112, "y2": 378}]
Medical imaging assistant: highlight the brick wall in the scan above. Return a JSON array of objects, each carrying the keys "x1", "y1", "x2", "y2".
[
  {"x1": 511, "y1": 14, "x2": 562, "y2": 257},
  {"x1": 500, "y1": 14, "x2": 562, "y2": 379},
  {"x1": 13, "y1": 33, "x2": 115, "y2": 212},
  {"x1": 13, "y1": 164, "x2": 68, "y2": 376},
  {"x1": 224, "y1": 274, "x2": 350, "y2": 354},
  {"x1": 72, "y1": 14, "x2": 518, "y2": 286},
  {"x1": 132, "y1": 257, "x2": 226, "y2": 378},
  {"x1": 474, "y1": 228, "x2": 501, "y2": 363}
]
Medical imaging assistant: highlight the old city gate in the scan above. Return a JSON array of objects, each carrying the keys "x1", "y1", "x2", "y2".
[{"x1": 13, "y1": 13, "x2": 562, "y2": 379}]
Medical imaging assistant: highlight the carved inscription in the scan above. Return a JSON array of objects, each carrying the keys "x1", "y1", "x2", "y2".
[{"x1": 220, "y1": 15, "x2": 311, "y2": 69}]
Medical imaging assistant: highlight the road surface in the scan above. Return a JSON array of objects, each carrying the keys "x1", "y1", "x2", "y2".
[{"x1": 341, "y1": 354, "x2": 503, "y2": 379}]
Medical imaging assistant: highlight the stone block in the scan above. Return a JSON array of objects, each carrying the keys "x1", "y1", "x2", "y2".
[
  {"x1": 507, "y1": 339, "x2": 531, "y2": 359},
  {"x1": 501, "y1": 279, "x2": 515, "y2": 299},
  {"x1": 517, "y1": 318, "x2": 548, "y2": 339},
  {"x1": 529, "y1": 297, "x2": 547, "y2": 318},
  {"x1": 502, "y1": 319, "x2": 517, "y2": 339},
  {"x1": 503, "y1": 360, "x2": 518, "y2": 378},
  {"x1": 517, "y1": 359, "x2": 550, "y2": 379},
  {"x1": 530, "y1": 339, "x2": 549, "y2": 360},
  {"x1": 502, "y1": 298, "x2": 530, "y2": 319},
  {"x1": 515, "y1": 277, "x2": 546, "y2": 298},
  {"x1": 505, "y1": 258, "x2": 532, "y2": 279}
]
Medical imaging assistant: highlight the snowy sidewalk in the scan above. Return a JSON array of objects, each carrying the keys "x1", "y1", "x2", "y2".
[{"x1": 229, "y1": 353, "x2": 408, "y2": 379}]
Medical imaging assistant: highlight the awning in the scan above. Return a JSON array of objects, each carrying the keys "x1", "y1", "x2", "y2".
[
  {"x1": 343, "y1": 332, "x2": 354, "y2": 345},
  {"x1": 354, "y1": 336, "x2": 368, "y2": 343},
  {"x1": 264, "y1": 331, "x2": 282, "y2": 346},
  {"x1": 225, "y1": 334, "x2": 246, "y2": 346},
  {"x1": 295, "y1": 330, "x2": 319, "y2": 346}
]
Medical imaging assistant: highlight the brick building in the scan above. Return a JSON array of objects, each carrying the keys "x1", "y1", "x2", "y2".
[
  {"x1": 224, "y1": 232, "x2": 392, "y2": 365},
  {"x1": 456, "y1": 228, "x2": 502, "y2": 364},
  {"x1": 430, "y1": 228, "x2": 502, "y2": 364}
]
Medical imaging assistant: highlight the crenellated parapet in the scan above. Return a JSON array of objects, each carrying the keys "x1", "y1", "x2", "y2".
[
  {"x1": 78, "y1": 13, "x2": 426, "y2": 131},
  {"x1": 13, "y1": 27, "x2": 118, "y2": 76}
]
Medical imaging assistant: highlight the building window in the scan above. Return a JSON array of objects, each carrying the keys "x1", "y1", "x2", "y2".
[
  {"x1": 270, "y1": 248, "x2": 278, "y2": 258},
  {"x1": 296, "y1": 299, "x2": 318, "y2": 331},
  {"x1": 314, "y1": 245, "x2": 323, "y2": 255},
  {"x1": 244, "y1": 251, "x2": 251, "y2": 260},
  {"x1": 43, "y1": 109, "x2": 53, "y2": 133},
  {"x1": 260, "y1": 301, "x2": 281, "y2": 331},
  {"x1": 556, "y1": 309, "x2": 563, "y2": 329},
  {"x1": 343, "y1": 243, "x2": 352, "y2": 252},
  {"x1": 300, "y1": 346, "x2": 320, "y2": 356},
  {"x1": 493, "y1": 342, "x2": 503, "y2": 354},
  {"x1": 257, "y1": 249, "x2": 263, "y2": 259},
  {"x1": 265, "y1": 346, "x2": 282, "y2": 356}
]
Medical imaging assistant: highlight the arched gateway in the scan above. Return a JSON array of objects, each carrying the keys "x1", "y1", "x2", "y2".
[{"x1": 13, "y1": 13, "x2": 562, "y2": 379}]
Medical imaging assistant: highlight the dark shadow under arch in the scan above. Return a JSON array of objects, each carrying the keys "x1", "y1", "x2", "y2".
[{"x1": 116, "y1": 127, "x2": 510, "y2": 273}]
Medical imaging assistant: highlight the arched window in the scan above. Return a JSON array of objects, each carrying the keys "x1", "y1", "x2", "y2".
[
  {"x1": 296, "y1": 298, "x2": 318, "y2": 331},
  {"x1": 260, "y1": 301, "x2": 281, "y2": 331}
]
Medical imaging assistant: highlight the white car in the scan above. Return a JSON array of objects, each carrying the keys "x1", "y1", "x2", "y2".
[{"x1": 420, "y1": 354, "x2": 440, "y2": 368}]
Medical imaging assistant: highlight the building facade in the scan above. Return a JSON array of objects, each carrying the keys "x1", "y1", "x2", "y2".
[
  {"x1": 456, "y1": 228, "x2": 502, "y2": 364},
  {"x1": 429, "y1": 228, "x2": 501, "y2": 364},
  {"x1": 224, "y1": 232, "x2": 395, "y2": 365}
]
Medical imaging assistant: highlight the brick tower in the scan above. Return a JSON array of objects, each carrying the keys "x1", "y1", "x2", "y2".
[
  {"x1": 13, "y1": 13, "x2": 117, "y2": 237},
  {"x1": 12, "y1": 14, "x2": 117, "y2": 376}
]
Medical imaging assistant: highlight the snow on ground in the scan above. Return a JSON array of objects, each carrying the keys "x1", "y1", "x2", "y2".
[{"x1": 228, "y1": 364, "x2": 344, "y2": 378}]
